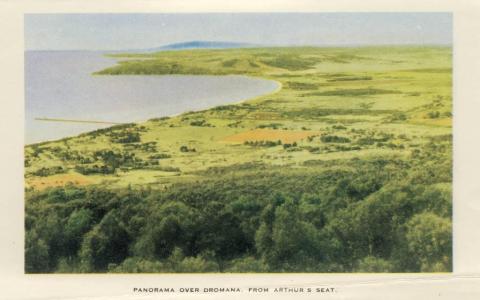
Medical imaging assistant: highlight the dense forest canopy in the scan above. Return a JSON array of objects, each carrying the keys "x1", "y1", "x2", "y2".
[{"x1": 25, "y1": 135, "x2": 451, "y2": 273}]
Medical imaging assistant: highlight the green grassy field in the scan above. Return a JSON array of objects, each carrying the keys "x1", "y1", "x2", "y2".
[
  {"x1": 25, "y1": 46, "x2": 452, "y2": 273},
  {"x1": 25, "y1": 46, "x2": 451, "y2": 189}
]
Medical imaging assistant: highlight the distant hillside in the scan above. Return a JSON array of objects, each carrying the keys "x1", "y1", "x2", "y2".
[{"x1": 143, "y1": 41, "x2": 253, "y2": 52}]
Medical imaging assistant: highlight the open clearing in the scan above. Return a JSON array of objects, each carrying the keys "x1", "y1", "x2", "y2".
[
  {"x1": 26, "y1": 172, "x2": 93, "y2": 190},
  {"x1": 222, "y1": 129, "x2": 319, "y2": 144}
]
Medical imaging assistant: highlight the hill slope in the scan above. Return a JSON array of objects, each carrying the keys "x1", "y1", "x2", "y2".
[{"x1": 24, "y1": 46, "x2": 452, "y2": 273}]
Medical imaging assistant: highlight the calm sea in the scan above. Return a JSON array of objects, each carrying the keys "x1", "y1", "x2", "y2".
[{"x1": 25, "y1": 51, "x2": 279, "y2": 144}]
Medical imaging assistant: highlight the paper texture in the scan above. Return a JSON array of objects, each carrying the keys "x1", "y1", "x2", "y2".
[{"x1": 1, "y1": 0, "x2": 480, "y2": 299}]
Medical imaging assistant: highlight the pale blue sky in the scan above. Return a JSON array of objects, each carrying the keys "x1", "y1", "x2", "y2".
[{"x1": 25, "y1": 13, "x2": 452, "y2": 51}]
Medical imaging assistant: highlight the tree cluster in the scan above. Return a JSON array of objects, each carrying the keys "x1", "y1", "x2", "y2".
[{"x1": 25, "y1": 138, "x2": 452, "y2": 273}]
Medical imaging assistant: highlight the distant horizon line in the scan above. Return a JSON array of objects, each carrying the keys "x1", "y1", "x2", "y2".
[{"x1": 25, "y1": 42, "x2": 453, "y2": 52}]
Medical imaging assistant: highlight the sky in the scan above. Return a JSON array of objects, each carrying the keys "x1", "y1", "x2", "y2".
[{"x1": 25, "y1": 13, "x2": 452, "y2": 51}]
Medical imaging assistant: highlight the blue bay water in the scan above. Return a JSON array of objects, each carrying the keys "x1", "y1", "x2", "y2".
[{"x1": 25, "y1": 51, "x2": 279, "y2": 144}]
